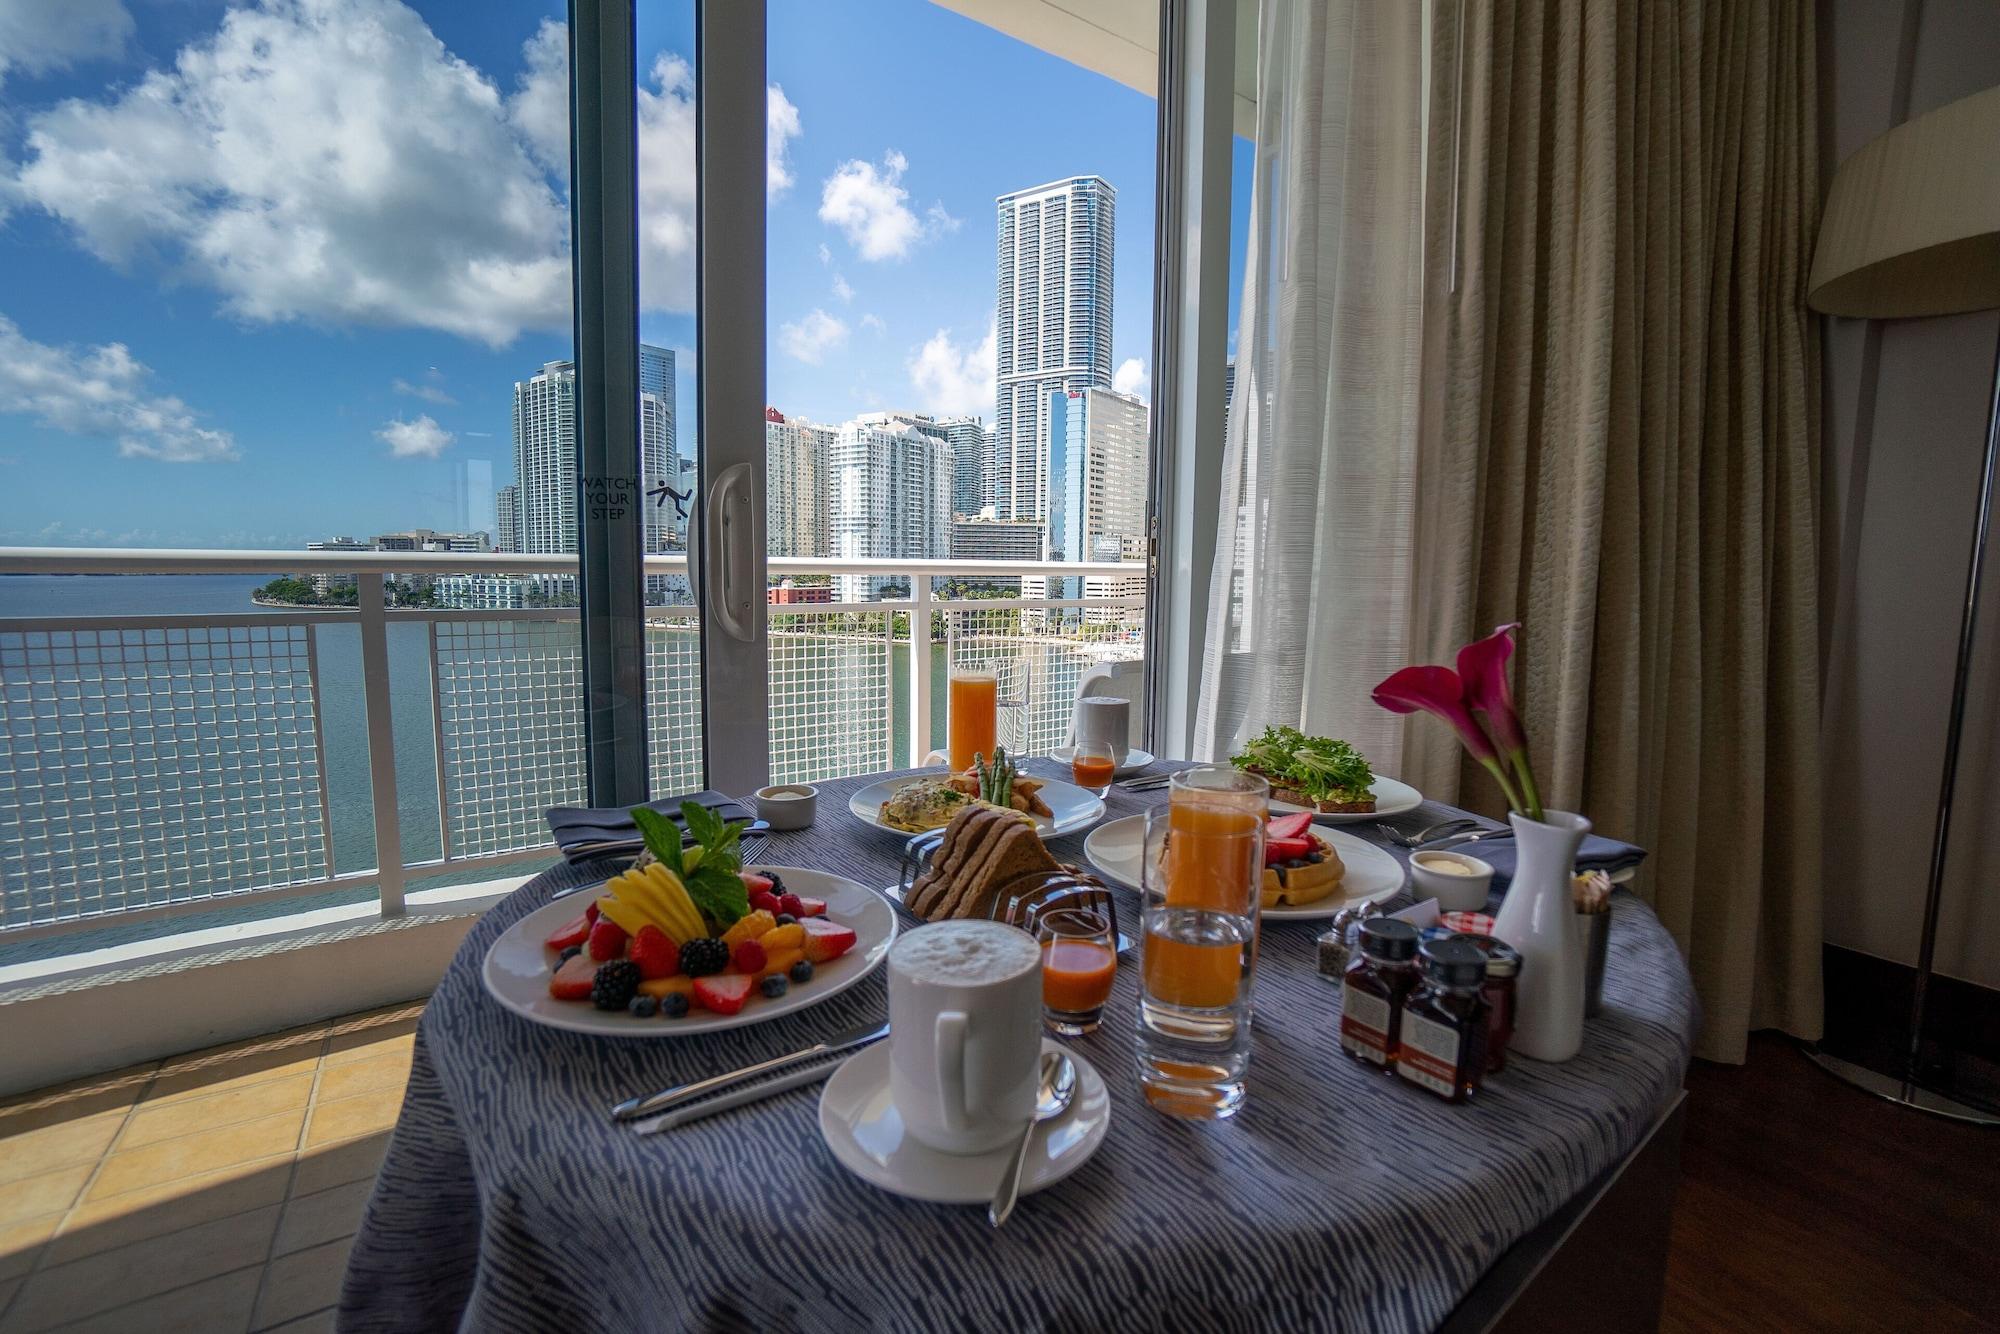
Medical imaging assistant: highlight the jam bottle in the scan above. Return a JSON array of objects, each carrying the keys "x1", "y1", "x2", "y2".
[
  {"x1": 1396, "y1": 937, "x2": 1490, "y2": 1103},
  {"x1": 1459, "y1": 934, "x2": 1521, "y2": 1075},
  {"x1": 1340, "y1": 918, "x2": 1420, "y2": 1071}
]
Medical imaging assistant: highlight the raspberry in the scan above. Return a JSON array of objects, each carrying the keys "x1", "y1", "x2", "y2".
[
  {"x1": 748, "y1": 891, "x2": 782, "y2": 915},
  {"x1": 587, "y1": 918, "x2": 628, "y2": 962},
  {"x1": 731, "y1": 939, "x2": 768, "y2": 974},
  {"x1": 777, "y1": 893, "x2": 805, "y2": 919},
  {"x1": 628, "y1": 925, "x2": 680, "y2": 980}
]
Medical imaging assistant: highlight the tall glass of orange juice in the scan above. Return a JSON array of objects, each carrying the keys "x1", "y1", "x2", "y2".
[
  {"x1": 947, "y1": 669, "x2": 998, "y2": 772},
  {"x1": 1135, "y1": 766, "x2": 1267, "y2": 1119}
]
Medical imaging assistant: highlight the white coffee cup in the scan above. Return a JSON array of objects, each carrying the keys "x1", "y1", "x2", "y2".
[
  {"x1": 1074, "y1": 696, "x2": 1131, "y2": 766},
  {"x1": 887, "y1": 920, "x2": 1043, "y2": 1156}
]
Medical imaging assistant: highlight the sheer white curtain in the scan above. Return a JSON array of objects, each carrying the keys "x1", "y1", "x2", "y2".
[{"x1": 1192, "y1": 0, "x2": 1426, "y2": 770}]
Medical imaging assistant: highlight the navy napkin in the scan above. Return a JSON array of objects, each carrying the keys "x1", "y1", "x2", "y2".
[
  {"x1": 1472, "y1": 833, "x2": 1646, "y2": 890},
  {"x1": 545, "y1": 791, "x2": 756, "y2": 864}
]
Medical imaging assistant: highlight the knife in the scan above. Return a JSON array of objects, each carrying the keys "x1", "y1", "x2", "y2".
[
  {"x1": 610, "y1": 1019, "x2": 889, "y2": 1122},
  {"x1": 630, "y1": 1054, "x2": 849, "y2": 1134}
]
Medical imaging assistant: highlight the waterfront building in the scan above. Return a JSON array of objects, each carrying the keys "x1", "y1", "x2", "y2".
[
  {"x1": 829, "y1": 413, "x2": 952, "y2": 601},
  {"x1": 993, "y1": 175, "x2": 1115, "y2": 526},
  {"x1": 304, "y1": 536, "x2": 371, "y2": 597},
  {"x1": 496, "y1": 485, "x2": 521, "y2": 554},
  {"x1": 765, "y1": 407, "x2": 833, "y2": 558},
  {"x1": 950, "y1": 512, "x2": 1043, "y2": 563},
  {"x1": 942, "y1": 415, "x2": 990, "y2": 516},
  {"x1": 768, "y1": 579, "x2": 833, "y2": 605},
  {"x1": 435, "y1": 574, "x2": 526, "y2": 610},
  {"x1": 370, "y1": 529, "x2": 490, "y2": 553},
  {"x1": 513, "y1": 344, "x2": 675, "y2": 558},
  {"x1": 1040, "y1": 386, "x2": 1147, "y2": 617}
]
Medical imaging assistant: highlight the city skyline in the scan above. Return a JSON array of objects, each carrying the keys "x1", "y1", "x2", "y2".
[{"x1": 0, "y1": 0, "x2": 1250, "y2": 551}]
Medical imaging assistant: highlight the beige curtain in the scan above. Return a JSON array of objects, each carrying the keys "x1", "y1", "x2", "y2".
[{"x1": 1409, "y1": 0, "x2": 1824, "y2": 1063}]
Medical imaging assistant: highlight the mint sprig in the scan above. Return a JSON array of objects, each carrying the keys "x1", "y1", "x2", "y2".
[{"x1": 675, "y1": 799, "x2": 749, "y2": 932}]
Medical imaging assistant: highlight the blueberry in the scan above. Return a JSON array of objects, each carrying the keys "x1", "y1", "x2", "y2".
[
  {"x1": 661, "y1": 992, "x2": 690, "y2": 1018},
  {"x1": 760, "y1": 974, "x2": 789, "y2": 999},
  {"x1": 789, "y1": 959, "x2": 814, "y2": 984},
  {"x1": 628, "y1": 994, "x2": 658, "y2": 1018},
  {"x1": 558, "y1": 945, "x2": 581, "y2": 963},
  {"x1": 1307, "y1": 851, "x2": 1324, "y2": 863},
  {"x1": 775, "y1": 913, "x2": 797, "y2": 926}
]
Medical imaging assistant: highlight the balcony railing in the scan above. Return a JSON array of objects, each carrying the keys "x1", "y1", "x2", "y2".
[{"x1": 0, "y1": 549, "x2": 1144, "y2": 945}]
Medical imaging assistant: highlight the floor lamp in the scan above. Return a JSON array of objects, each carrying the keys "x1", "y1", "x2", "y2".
[{"x1": 1807, "y1": 84, "x2": 2000, "y2": 1126}]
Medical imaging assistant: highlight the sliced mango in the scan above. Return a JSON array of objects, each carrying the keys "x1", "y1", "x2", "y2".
[
  {"x1": 594, "y1": 895, "x2": 651, "y2": 939},
  {"x1": 757, "y1": 946, "x2": 805, "y2": 981},
  {"x1": 617, "y1": 874, "x2": 701, "y2": 943},
  {"x1": 638, "y1": 975, "x2": 695, "y2": 1000},
  {"x1": 722, "y1": 910, "x2": 777, "y2": 951},
  {"x1": 759, "y1": 922, "x2": 804, "y2": 952},
  {"x1": 641, "y1": 863, "x2": 707, "y2": 940}
]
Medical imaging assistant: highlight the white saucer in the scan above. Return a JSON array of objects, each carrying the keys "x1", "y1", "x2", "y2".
[
  {"x1": 819, "y1": 1038, "x2": 1110, "y2": 1204},
  {"x1": 1049, "y1": 745, "x2": 1156, "y2": 778}
]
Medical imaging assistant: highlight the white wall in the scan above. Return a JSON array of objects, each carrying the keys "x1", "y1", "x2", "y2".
[{"x1": 1820, "y1": 0, "x2": 2000, "y2": 988}]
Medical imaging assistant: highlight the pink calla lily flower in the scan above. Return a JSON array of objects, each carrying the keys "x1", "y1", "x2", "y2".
[
  {"x1": 1371, "y1": 665, "x2": 1499, "y2": 761},
  {"x1": 1456, "y1": 624, "x2": 1525, "y2": 752},
  {"x1": 1374, "y1": 633, "x2": 1545, "y2": 820}
]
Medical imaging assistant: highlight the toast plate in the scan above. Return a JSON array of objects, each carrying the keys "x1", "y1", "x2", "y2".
[
  {"x1": 1081, "y1": 815, "x2": 1405, "y2": 921},
  {"x1": 819, "y1": 1039, "x2": 1109, "y2": 1204},
  {"x1": 482, "y1": 866, "x2": 896, "y2": 1037},
  {"x1": 1268, "y1": 775, "x2": 1424, "y2": 824},
  {"x1": 849, "y1": 769, "x2": 1105, "y2": 840}
]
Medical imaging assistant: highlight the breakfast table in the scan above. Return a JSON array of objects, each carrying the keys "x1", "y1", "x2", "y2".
[{"x1": 337, "y1": 759, "x2": 1697, "y2": 1333}]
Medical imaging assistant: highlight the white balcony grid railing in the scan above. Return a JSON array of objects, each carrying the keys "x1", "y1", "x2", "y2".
[{"x1": 0, "y1": 549, "x2": 1144, "y2": 944}]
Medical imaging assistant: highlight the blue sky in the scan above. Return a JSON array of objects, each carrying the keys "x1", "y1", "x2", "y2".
[{"x1": 0, "y1": 0, "x2": 1250, "y2": 549}]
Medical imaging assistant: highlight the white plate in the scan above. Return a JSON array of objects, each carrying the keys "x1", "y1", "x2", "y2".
[
  {"x1": 1082, "y1": 815, "x2": 1405, "y2": 921},
  {"x1": 1269, "y1": 775, "x2": 1424, "y2": 824},
  {"x1": 848, "y1": 769, "x2": 1105, "y2": 840},
  {"x1": 818, "y1": 1038, "x2": 1109, "y2": 1204},
  {"x1": 482, "y1": 866, "x2": 896, "y2": 1038},
  {"x1": 1048, "y1": 745, "x2": 1156, "y2": 778}
]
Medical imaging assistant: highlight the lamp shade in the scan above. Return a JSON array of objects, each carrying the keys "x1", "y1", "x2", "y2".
[{"x1": 1809, "y1": 84, "x2": 2000, "y2": 319}]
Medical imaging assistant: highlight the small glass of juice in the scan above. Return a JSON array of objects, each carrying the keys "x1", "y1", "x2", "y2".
[
  {"x1": 1038, "y1": 908, "x2": 1118, "y2": 1036},
  {"x1": 1069, "y1": 738, "x2": 1117, "y2": 795}
]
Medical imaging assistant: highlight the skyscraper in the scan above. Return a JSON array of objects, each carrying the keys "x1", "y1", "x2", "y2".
[
  {"x1": 828, "y1": 413, "x2": 952, "y2": 601},
  {"x1": 765, "y1": 406, "x2": 833, "y2": 558},
  {"x1": 495, "y1": 484, "x2": 521, "y2": 554},
  {"x1": 993, "y1": 176, "x2": 1115, "y2": 533},
  {"x1": 512, "y1": 345, "x2": 676, "y2": 557},
  {"x1": 942, "y1": 415, "x2": 989, "y2": 517},
  {"x1": 1045, "y1": 386, "x2": 1146, "y2": 605}
]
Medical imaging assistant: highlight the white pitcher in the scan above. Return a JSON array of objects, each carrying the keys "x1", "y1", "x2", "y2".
[{"x1": 1490, "y1": 809, "x2": 1589, "y2": 1062}]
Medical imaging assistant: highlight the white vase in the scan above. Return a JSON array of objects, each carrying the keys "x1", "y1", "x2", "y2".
[{"x1": 1490, "y1": 809, "x2": 1589, "y2": 1062}]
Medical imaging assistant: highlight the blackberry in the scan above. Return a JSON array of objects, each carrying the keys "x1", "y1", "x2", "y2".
[
  {"x1": 775, "y1": 913, "x2": 797, "y2": 927},
  {"x1": 789, "y1": 959, "x2": 814, "y2": 984},
  {"x1": 661, "y1": 992, "x2": 690, "y2": 1019},
  {"x1": 678, "y1": 937, "x2": 730, "y2": 977},
  {"x1": 760, "y1": 974, "x2": 789, "y2": 999},
  {"x1": 590, "y1": 960, "x2": 642, "y2": 1011},
  {"x1": 628, "y1": 994, "x2": 658, "y2": 1019},
  {"x1": 763, "y1": 872, "x2": 786, "y2": 894}
]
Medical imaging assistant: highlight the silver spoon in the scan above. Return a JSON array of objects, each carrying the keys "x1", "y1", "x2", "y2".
[
  {"x1": 989, "y1": 1051, "x2": 1076, "y2": 1227},
  {"x1": 1376, "y1": 817, "x2": 1479, "y2": 849}
]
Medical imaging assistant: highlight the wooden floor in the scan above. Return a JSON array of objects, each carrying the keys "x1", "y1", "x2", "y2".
[
  {"x1": 2, "y1": 1016, "x2": 1992, "y2": 1330},
  {"x1": 1665, "y1": 1033, "x2": 2000, "y2": 1333}
]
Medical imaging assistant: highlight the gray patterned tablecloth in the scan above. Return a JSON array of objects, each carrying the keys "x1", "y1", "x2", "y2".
[{"x1": 338, "y1": 761, "x2": 1696, "y2": 1333}]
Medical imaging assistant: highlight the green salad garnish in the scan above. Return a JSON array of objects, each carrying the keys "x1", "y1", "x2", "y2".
[
  {"x1": 631, "y1": 800, "x2": 751, "y2": 932},
  {"x1": 1230, "y1": 725, "x2": 1375, "y2": 800}
]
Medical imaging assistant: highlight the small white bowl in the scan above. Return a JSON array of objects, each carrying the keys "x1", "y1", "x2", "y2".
[
  {"x1": 1408, "y1": 850, "x2": 1494, "y2": 914},
  {"x1": 754, "y1": 784, "x2": 818, "y2": 831}
]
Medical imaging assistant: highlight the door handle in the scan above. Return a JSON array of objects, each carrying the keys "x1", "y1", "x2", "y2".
[{"x1": 706, "y1": 462, "x2": 758, "y2": 644}]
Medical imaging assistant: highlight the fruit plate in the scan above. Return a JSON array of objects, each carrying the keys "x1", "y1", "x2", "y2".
[
  {"x1": 1081, "y1": 815, "x2": 1405, "y2": 921},
  {"x1": 1268, "y1": 775, "x2": 1424, "y2": 824},
  {"x1": 848, "y1": 769, "x2": 1105, "y2": 841},
  {"x1": 482, "y1": 866, "x2": 897, "y2": 1038}
]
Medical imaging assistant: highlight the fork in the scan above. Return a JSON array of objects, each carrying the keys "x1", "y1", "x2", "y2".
[{"x1": 1375, "y1": 818, "x2": 1480, "y2": 849}]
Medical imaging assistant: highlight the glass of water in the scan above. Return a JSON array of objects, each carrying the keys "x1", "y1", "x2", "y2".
[{"x1": 1135, "y1": 766, "x2": 1267, "y2": 1119}]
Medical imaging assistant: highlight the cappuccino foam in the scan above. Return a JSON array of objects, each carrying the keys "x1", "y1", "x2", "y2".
[{"x1": 891, "y1": 920, "x2": 1039, "y2": 987}]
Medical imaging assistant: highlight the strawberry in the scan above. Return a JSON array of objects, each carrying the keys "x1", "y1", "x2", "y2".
[
  {"x1": 547, "y1": 953, "x2": 598, "y2": 1001},
  {"x1": 1266, "y1": 812, "x2": 1315, "y2": 841},
  {"x1": 795, "y1": 897, "x2": 827, "y2": 918},
  {"x1": 544, "y1": 913, "x2": 591, "y2": 953},
  {"x1": 731, "y1": 939, "x2": 768, "y2": 974},
  {"x1": 587, "y1": 918, "x2": 629, "y2": 962},
  {"x1": 584, "y1": 899, "x2": 601, "y2": 925},
  {"x1": 629, "y1": 925, "x2": 680, "y2": 980},
  {"x1": 692, "y1": 973, "x2": 756, "y2": 1015},
  {"x1": 748, "y1": 890, "x2": 783, "y2": 916},
  {"x1": 777, "y1": 893, "x2": 806, "y2": 919},
  {"x1": 1265, "y1": 835, "x2": 1313, "y2": 865},
  {"x1": 800, "y1": 917, "x2": 856, "y2": 964},
  {"x1": 741, "y1": 872, "x2": 775, "y2": 896}
]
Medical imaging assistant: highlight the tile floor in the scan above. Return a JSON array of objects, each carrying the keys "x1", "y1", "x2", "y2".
[{"x1": 0, "y1": 1002, "x2": 421, "y2": 1333}]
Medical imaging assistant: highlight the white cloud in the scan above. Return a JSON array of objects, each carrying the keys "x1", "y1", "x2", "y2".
[
  {"x1": 5, "y1": 3, "x2": 792, "y2": 345},
  {"x1": 0, "y1": 314, "x2": 237, "y2": 462},
  {"x1": 0, "y1": 0, "x2": 132, "y2": 83},
  {"x1": 375, "y1": 413, "x2": 453, "y2": 458},
  {"x1": 908, "y1": 324, "x2": 996, "y2": 417},
  {"x1": 820, "y1": 150, "x2": 952, "y2": 262},
  {"x1": 816, "y1": 242, "x2": 831, "y2": 266},
  {"x1": 1113, "y1": 357, "x2": 1150, "y2": 400},
  {"x1": 831, "y1": 273, "x2": 854, "y2": 303},
  {"x1": 860, "y1": 312, "x2": 886, "y2": 335},
  {"x1": 393, "y1": 375, "x2": 455, "y2": 405},
  {"x1": 778, "y1": 308, "x2": 848, "y2": 365},
  {"x1": 767, "y1": 84, "x2": 801, "y2": 197}
]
